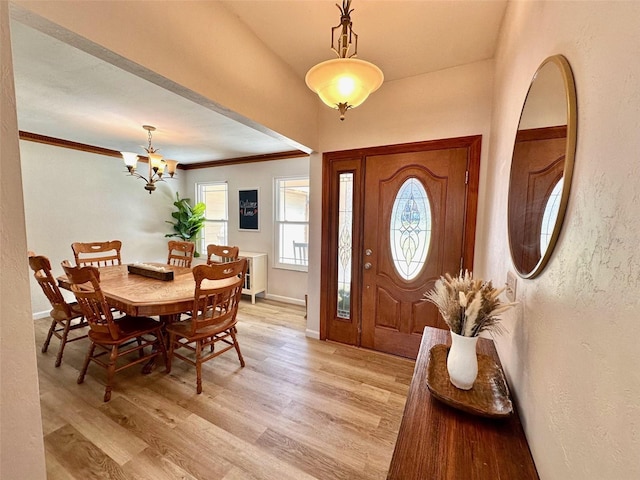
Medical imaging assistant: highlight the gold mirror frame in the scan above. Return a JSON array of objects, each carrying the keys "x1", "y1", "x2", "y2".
[{"x1": 507, "y1": 55, "x2": 577, "y2": 278}]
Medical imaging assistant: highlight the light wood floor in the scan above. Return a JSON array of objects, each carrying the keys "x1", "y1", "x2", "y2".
[{"x1": 35, "y1": 299, "x2": 416, "y2": 480}]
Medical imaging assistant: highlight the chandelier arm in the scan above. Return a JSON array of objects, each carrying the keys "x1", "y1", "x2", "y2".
[
  {"x1": 122, "y1": 125, "x2": 175, "y2": 194},
  {"x1": 127, "y1": 170, "x2": 149, "y2": 183},
  {"x1": 126, "y1": 167, "x2": 165, "y2": 185}
]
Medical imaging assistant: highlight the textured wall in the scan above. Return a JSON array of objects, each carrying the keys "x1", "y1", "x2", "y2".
[
  {"x1": 0, "y1": 2, "x2": 47, "y2": 477},
  {"x1": 480, "y1": 2, "x2": 640, "y2": 478}
]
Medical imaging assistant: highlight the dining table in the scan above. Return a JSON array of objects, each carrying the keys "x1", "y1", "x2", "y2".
[
  {"x1": 58, "y1": 262, "x2": 244, "y2": 371},
  {"x1": 58, "y1": 263, "x2": 198, "y2": 321},
  {"x1": 58, "y1": 262, "x2": 240, "y2": 317}
]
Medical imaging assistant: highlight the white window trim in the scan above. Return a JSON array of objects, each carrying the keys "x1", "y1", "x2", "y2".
[
  {"x1": 273, "y1": 176, "x2": 309, "y2": 272},
  {"x1": 196, "y1": 181, "x2": 229, "y2": 254}
]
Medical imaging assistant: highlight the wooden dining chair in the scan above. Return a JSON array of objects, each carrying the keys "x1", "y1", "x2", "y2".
[
  {"x1": 166, "y1": 258, "x2": 247, "y2": 394},
  {"x1": 61, "y1": 261, "x2": 168, "y2": 402},
  {"x1": 206, "y1": 244, "x2": 239, "y2": 264},
  {"x1": 72, "y1": 240, "x2": 122, "y2": 267},
  {"x1": 28, "y1": 253, "x2": 88, "y2": 367},
  {"x1": 167, "y1": 240, "x2": 195, "y2": 268}
]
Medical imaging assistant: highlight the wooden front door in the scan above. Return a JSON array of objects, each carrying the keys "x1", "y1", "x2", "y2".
[
  {"x1": 321, "y1": 136, "x2": 481, "y2": 359},
  {"x1": 508, "y1": 126, "x2": 566, "y2": 274},
  {"x1": 361, "y1": 148, "x2": 469, "y2": 358}
]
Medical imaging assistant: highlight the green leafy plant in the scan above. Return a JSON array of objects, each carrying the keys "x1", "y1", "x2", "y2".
[{"x1": 165, "y1": 192, "x2": 206, "y2": 256}]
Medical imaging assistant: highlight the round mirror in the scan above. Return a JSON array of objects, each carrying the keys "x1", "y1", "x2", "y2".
[{"x1": 508, "y1": 54, "x2": 577, "y2": 278}]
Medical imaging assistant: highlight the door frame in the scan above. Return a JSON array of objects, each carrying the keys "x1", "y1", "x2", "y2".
[{"x1": 319, "y1": 135, "x2": 482, "y2": 344}]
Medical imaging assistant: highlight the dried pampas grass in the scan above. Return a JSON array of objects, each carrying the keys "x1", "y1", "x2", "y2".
[{"x1": 424, "y1": 270, "x2": 516, "y2": 337}]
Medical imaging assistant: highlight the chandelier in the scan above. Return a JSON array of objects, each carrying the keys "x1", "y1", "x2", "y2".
[
  {"x1": 121, "y1": 125, "x2": 179, "y2": 194},
  {"x1": 305, "y1": 0, "x2": 384, "y2": 121}
]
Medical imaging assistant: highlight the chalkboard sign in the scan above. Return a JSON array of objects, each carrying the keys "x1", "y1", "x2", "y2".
[{"x1": 239, "y1": 189, "x2": 259, "y2": 231}]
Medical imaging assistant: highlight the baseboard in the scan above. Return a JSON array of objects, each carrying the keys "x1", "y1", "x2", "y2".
[
  {"x1": 305, "y1": 328, "x2": 320, "y2": 339},
  {"x1": 32, "y1": 310, "x2": 50, "y2": 320},
  {"x1": 264, "y1": 293, "x2": 306, "y2": 307}
]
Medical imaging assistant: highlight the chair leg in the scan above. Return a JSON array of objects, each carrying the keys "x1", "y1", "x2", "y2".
[
  {"x1": 167, "y1": 332, "x2": 175, "y2": 374},
  {"x1": 155, "y1": 329, "x2": 169, "y2": 371},
  {"x1": 78, "y1": 342, "x2": 95, "y2": 384},
  {"x1": 137, "y1": 337, "x2": 144, "y2": 358},
  {"x1": 55, "y1": 320, "x2": 72, "y2": 367},
  {"x1": 41, "y1": 319, "x2": 57, "y2": 353},
  {"x1": 195, "y1": 339, "x2": 203, "y2": 394},
  {"x1": 104, "y1": 345, "x2": 118, "y2": 402},
  {"x1": 230, "y1": 329, "x2": 245, "y2": 367}
]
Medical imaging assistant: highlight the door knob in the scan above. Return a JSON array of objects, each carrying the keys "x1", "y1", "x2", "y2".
[{"x1": 364, "y1": 262, "x2": 372, "y2": 270}]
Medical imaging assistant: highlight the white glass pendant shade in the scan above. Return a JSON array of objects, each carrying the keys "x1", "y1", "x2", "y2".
[
  {"x1": 164, "y1": 159, "x2": 179, "y2": 177},
  {"x1": 121, "y1": 152, "x2": 139, "y2": 168},
  {"x1": 148, "y1": 152, "x2": 164, "y2": 170},
  {"x1": 305, "y1": 58, "x2": 384, "y2": 110}
]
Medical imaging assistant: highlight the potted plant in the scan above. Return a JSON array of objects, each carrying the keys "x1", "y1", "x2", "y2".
[{"x1": 165, "y1": 192, "x2": 206, "y2": 256}]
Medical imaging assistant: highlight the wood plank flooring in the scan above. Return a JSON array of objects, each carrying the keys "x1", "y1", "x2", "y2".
[{"x1": 35, "y1": 299, "x2": 416, "y2": 480}]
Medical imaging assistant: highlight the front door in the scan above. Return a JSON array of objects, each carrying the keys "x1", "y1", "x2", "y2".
[{"x1": 321, "y1": 136, "x2": 480, "y2": 359}]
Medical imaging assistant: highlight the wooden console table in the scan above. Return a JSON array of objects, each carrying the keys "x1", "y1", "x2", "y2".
[{"x1": 387, "y1": 326, "x2": 539, "y2": 479}]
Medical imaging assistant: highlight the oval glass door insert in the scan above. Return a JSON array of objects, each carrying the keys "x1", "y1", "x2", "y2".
[{"x1": 390, "y1": 177, "x2": 432, "y2": 280}]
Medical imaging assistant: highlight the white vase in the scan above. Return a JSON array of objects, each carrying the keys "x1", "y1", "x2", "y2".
[{"x1": 447, "y1": 331, "x2": 479, "y2": 390}]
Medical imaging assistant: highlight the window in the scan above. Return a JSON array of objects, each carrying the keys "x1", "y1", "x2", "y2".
[
  {"x1": 540, "y1": 178, "x2": 563, "y2": 254},
  {"x1": 196, "y1": 182, "x2": 228, "y2": 253},
  {"x1": 390, "y1": 177, "x2": 432, "y2": 281},
  {"x1": 275, "y1": 177, "x2": 309, "y2": 271},
  {"x1": 337, "y1": 172, "x2": 353, "y2": 318}
]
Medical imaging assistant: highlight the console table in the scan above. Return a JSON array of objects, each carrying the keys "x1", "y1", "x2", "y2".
[{"x1": 387, "y1": 326, "x2": 539, "y2": 479}]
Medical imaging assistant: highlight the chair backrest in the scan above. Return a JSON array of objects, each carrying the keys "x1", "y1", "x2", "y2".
[
  {"x1": 72, "y1": 240, "x2": 122, "y2": 267},
  {"x1": 61, "y1": 261, "x2": 120, "y2": 340},
  {"x1": 293, "y1": 241, "x2": 308, "y2": 265},
  {"x1": 206, "y1": 244, "x2": 240, "y2": 265},
  {"x1": 28, "y1": 254, "x2": 75, "y2": 320},
  {"x1": 167, "y1": 240, "x2": 195, "y2": 267},
  {"x1": 188, "y1": 258, "x2": 247, "y2": 336}
]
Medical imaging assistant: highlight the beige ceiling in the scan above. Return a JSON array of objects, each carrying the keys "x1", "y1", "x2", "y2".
[{"x1": 10, "y1": 0, "x2": 507, "y2": 165}]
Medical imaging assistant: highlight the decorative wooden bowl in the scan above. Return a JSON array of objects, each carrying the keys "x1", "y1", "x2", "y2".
[
  {"x1": 127, "y1": 264, "x2": 174, "y2": 281},
  {"x1": 425, "y1": 344, "x2": 513, "y2": 418}
]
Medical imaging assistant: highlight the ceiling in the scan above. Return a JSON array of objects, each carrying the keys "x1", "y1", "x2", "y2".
[{"x1": 10, "y1": 0, "x2": 507, "y2": 166}]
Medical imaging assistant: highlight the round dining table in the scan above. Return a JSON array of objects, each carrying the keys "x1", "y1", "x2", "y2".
[
  {"x1": 57, "y1": 262, "x2": 240, "y2": 373},
  {"x1": 57, "y1": 263, "x2": 237, "y2": 320}
]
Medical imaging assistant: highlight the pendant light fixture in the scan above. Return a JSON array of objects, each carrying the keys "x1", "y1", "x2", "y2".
[
  {"x1": 121, "y1": 125, "x2": 179, "y2": 194},
  {"x1": 305, "y1": 0, "x2": 384, "y2": 121}
]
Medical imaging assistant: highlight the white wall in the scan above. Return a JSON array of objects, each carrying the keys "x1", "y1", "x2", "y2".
[
  {"x1": 307, "y1": 59, "x2": 495, "y2": 338},
  {"x1": 319, "y1": 59, "x2": 495, "y2": 152},
  {"x1": 0, "y1": 2, "x2": 47, "y2": 477},
  {"x1": 12, "y1": 0, "x2": 317, "y2": 153},
  {"x1": 480, "y1": 2, "x2": 640, "y2": 479},
  {"x1": 21, "y1": 141, "x2": 183, "y2": 315},
  {"x1": 184, "y1": 156, "x2": 310, "y2": 306}
]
